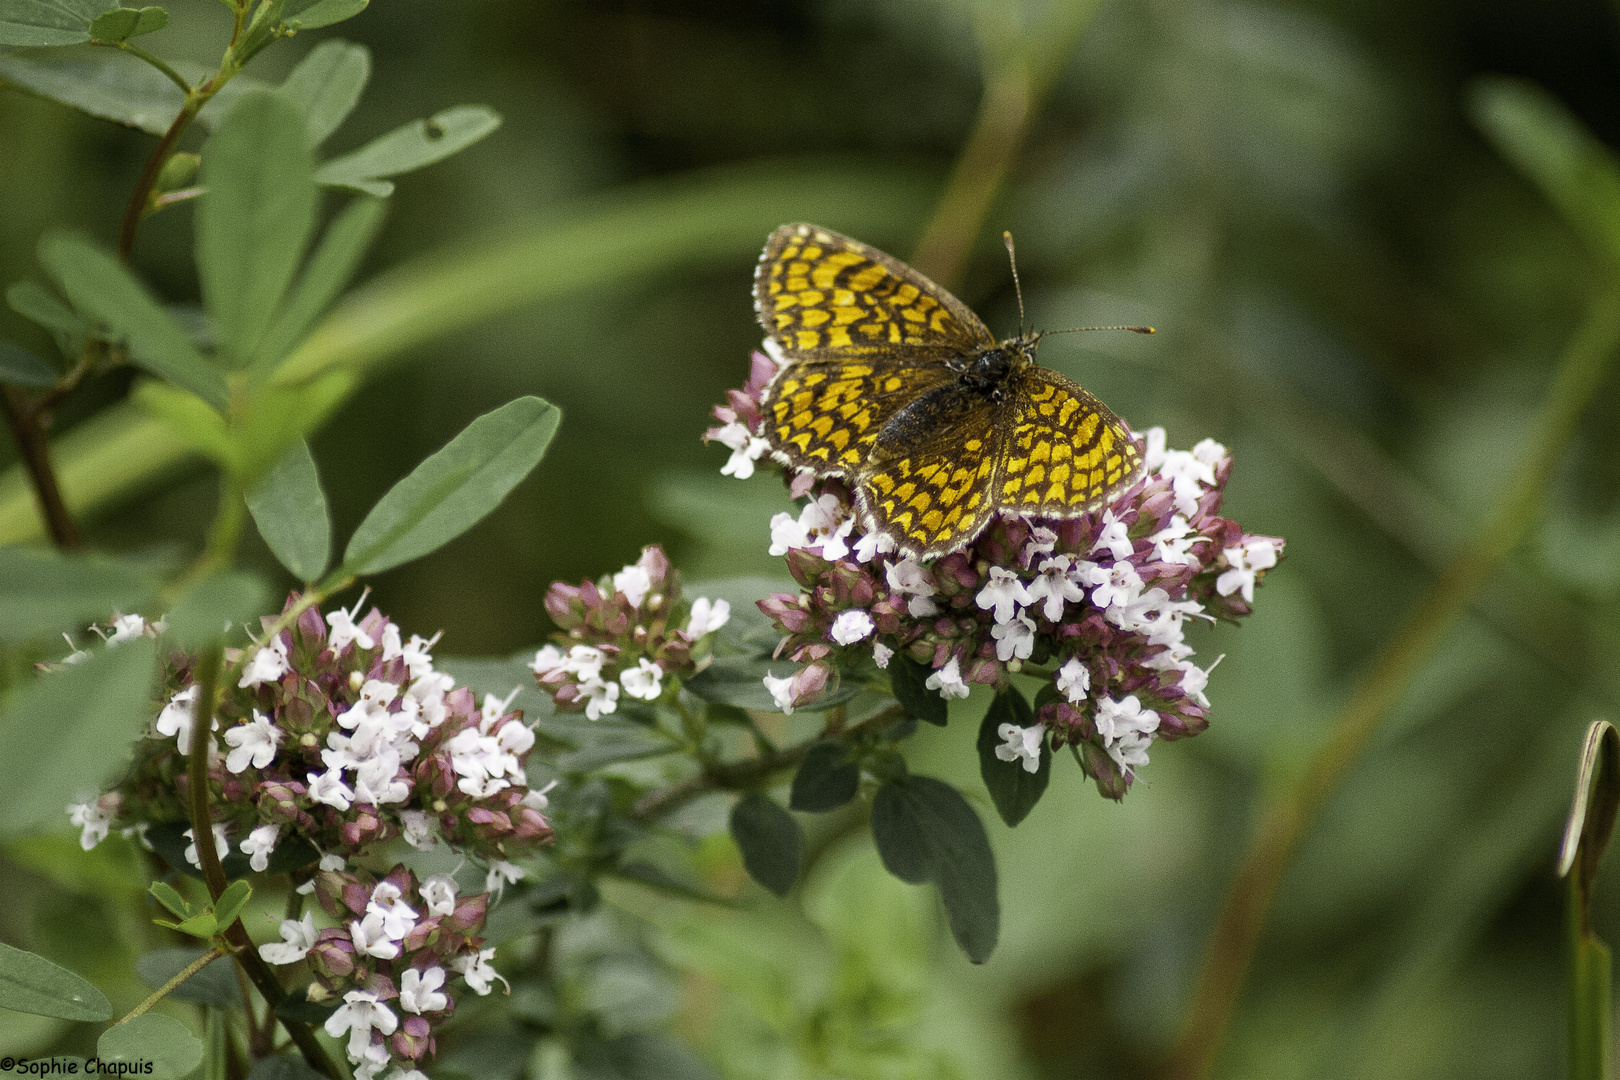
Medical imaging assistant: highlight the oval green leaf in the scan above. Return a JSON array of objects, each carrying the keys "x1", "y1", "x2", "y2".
[
  {"x1": 0, "y1": 941, "x2": 111, "y2": 1020},
  {"x1": 976, "y1": 686, "x2": 1050, "y2": 827},
  {"x1": 728, "y1": 792, "x2": 802, "y2": 897},
  {"x1": 789, "y1": 740, "x2": 860, "y2": 813},
  {"x1": 98, "y1": 1012, "x2": 204, "y2": 1080},
  {"x1": 246, "y1": 440, "x2": 331, "y2": 581},
  {"x1": 315, "y1": 104, "x2": 501, "y2": 192},
  {"x1": 0, "y1": 545, "x2": 159, "y2": 643},
  {"x1": 890, "y1": 654, "x2": 947, "y2": 726},
  {"x1": 342, "y1": 396, "x2": 560, "y2": 575},
  {"x1": 0, "y1": 0, "x2": 103, "y2": 47},
  {"x1": 278, "y1": 38, "x2": 370, "y2": 148}
]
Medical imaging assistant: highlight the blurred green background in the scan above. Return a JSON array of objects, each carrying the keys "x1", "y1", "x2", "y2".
[{"x1": 6, "y1": 0, "x2": 1620, "y2": 1077}]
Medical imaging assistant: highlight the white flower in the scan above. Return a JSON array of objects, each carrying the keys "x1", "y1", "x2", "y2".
[
  {"x1": 258, "y1": 912, "x2": 317, "y2": 965},
  {"x1": 1159, "y1": 447, "x2": 1218, "y2": 516},
  {"x1": 353, "y1": 747, "x2": 410, "y2": 806},
  {"x1": 767, "y1": 511, "x2": 810, "y2": 556},
  {"x1": 223, "y1": 711, "x2": 282, "y2": 774},
  {"x1": 829, "y1": 609, "x2": 875, "y2": 646},
  {"x1": 349, "y1": 911, "x2": 401, "y2": 959},
  {"x1": 1024, "y1": 555, "x2": 1085, "y2": 621},
  {"x1": 182, "y1": 823, "x2": 230, "y2": 869},
  {"x1": 384, "y1": 1071, "x2": 429, "y2": 1080},
  {"x1": 1142, "y1": 426, "x2": 1169, "y2": 473},
  {"x1": 486, "y1": 860, "x2": 525, "y2": 897},
  {"x1": 105, "y1": 614, "x2": 149, "y2": 646},
  {"x1": 238, "y1": 636, "x2": 290, "y2": 689},
  {"x1": 1149, "y1": 516, "x2": 1204, "y2": 567},
  {"x1": 613, "y1": 564, "x2": 653, "y2": 607},
  {"x1": 1080, "y1": 561, "x2": 1143, "y2": 611},
  {"x1": 353, "y1": 1042, "x2": 391, "y2": 1080},
  {"x1": 319, "y1": 854, "x2": 345, "y2": 871},
  {"x1": 326, "y1": 596, "x2": 376, "y2": 653},
  {"x1": 716, "y1": 421, "x2": 770, "y2": 479},
  {"x1": 994, "y1": 723, "x2": 1044, "y2": 774},
  {"x1": 762, "y1": 671, "x2": 797, "y2": 714},
  {"x1": 1191, "y1": 437, "x2": 1228, "y2": 470},
  {"x1": 975, "y1": 566, "x2": 1031, "y2": 624},
  {"x1": 453, "y1": 947, "x2": 508, "y2": 995},
  {"x1": 990, "y1": 612, "x2": 1036, "y2": 661},
  {"x1": 685, "y1": 597, "x2": 731, "y2": 637},
  {"x1": 521, "y1": 778, "x2": 559, "y2": 812},
  {"x1": 324, "y1": 991, "x2": 398, "y2": 1063},
  {"x1": 421, "y1": 874, "x2": 458, "y2": 918},
  {"x1": 580, "y1": 677, "x2": 619, "y2": 720},
  {"x1": 885, "y1": 556, "x2": 939, "y2": 617},
  {"x1": 1090, "y1": 509, "x2": 1135, "y2": 561},
  {"x1": 531, "y1": 644, "x2": 566, "y2": 676},
  {"x1": 619, "y1": 658, "x2": 664, "y2": 701},
  {"x1": 399, "y1": 810, "x2": 436, "y2": 851},
  {"x1": 400, "y1": 966, "x2": 449, "y2": 1014},
  {"x1": 1178, "y1": 654, "x2": 1223, "y2": 708},
  {"x1": 480, "y1": 687, "x2": 521, "y2": 726},
  {"x1": 872, "y1": 642, "x2": 894, "y2": 669},
  {"x1": 379, "y1": 623, "x2": 403, "y2": 662},
  {"x1": 1022, "y1": 525, "x2": 1059, "y2": 563},
  {"x1": 1108, "y1": 729, "x2": 1154, "y2": 774},
  {"x1": 368, "y1": 881, "x2": 418, "y2": 940},
  {"x1": 1093, "y1": 695, "x2": 1160, "y2": 745},
  {"x1": 399, "y1": 633, "x2": 440, "y2": 680},
  {"x1": 59, "y1": 633, "x2": 89, "y2": 665},
  {"x1": 67, "y1": 799, "x2": 113, "y2": 850},
  {"x1": 923, "y1": 656, "x2": 971, "y2": 700},
  {"x1": 1055, "y1": 657, "x2": 1091, "y2": 703},
  {"x1": 1108, "y1": 588, "x2": 1201, "y2": 646},
  {"x1": 154, "y1": 685, "x2": 201, "y2": 749},
  {"x1": 496, "y1": 718, "x2": 535, "y2": 757},
  {"x1": 852, "y1": 529, "x2": 897, "y2": 563},
  {"x1": 798, "y1": 494, "x2": 856, "y2": 560},
  {"x1": 308, "y1": 768, "x2": 355, "y2": 811},
  {"x1": 562, "y1": 645, "x2": 605, "y2": 683},
  {"x1": 240, "y1": 824, "x2": 279, "y2": 873},
  {"x1": 1216, "y1": 538, "x2": 1280, "y2": 603}
]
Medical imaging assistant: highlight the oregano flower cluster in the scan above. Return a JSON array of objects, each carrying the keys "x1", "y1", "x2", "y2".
[{"x1": 709, "y1": 347, "x2": 1283, "y2": 799}]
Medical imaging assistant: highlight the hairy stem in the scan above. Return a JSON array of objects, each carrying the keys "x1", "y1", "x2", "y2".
[
  {"x1": 1162, "y1": 285, "x2": 1620, "y2": 1080},
  {"x1": 0, "y1": 387, "x2": 80, "y2": 549},
  {"x1": 116, "y1": 946, "x2": 227, "y2": 1023}
]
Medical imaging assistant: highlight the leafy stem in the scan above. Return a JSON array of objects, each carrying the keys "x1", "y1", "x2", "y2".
[{"x1": 93, "y1": 39, "x2": 192, "y2": 95}]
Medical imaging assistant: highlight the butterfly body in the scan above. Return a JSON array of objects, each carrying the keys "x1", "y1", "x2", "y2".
[{"x1": 754, "y1": 223, "x2": 1143, "y2": 559}]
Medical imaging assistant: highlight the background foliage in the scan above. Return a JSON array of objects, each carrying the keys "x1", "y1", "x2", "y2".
[{"x1": 5, "y1": 0, "x2": 1620, "y2": 1078}]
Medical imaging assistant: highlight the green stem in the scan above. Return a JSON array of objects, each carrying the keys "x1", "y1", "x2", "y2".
[
  {"x1": 116, "y1": 946, "x2": 228, "y2": 1023},
  {"x1": 93, "y1": 40, "x2": 192, "y2": 94},
  {"x1": 1162, "y1": 284, "x2": 1620, "y2": 1080}
]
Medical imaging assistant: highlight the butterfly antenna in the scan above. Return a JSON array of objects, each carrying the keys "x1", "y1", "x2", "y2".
[
  {"x1": 1003, "y1": 231, "x2": 1028, "y2": 337},
  {"x1": 1041, "y1": 325, "x2": 1157, "y2": 336}
]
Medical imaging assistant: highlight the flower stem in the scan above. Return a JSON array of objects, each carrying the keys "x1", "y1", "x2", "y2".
[
  {"x1": 0, "y1": 387, "x2": 81, "y2": 549},
  {"x1": 1162, "y1": 284, "x2": 1620, "y2": 1080},
  {"x1": 115, "y1": 946, "x2": 227, "y2": 1024}
]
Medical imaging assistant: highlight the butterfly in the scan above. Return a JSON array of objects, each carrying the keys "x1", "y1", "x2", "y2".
[{"x1": 753, "y1": 223, "x2": 1148, "y2": 559}]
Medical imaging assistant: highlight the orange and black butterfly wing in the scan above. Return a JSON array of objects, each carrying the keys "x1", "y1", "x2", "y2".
[
  {"x1": 761, "y1": 357, "x2": 955, "y2": 476},
  {"x1": 992, "y1": 368, "x2": 1144, "y2": 517},
  {"x1": 754, "y1": 223, "x2": 995, "y2": 361}
]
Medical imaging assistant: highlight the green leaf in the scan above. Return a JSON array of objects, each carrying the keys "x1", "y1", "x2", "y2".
[
  {"x1": 1470, "y1": 77, "x2": 1620, "y2": 265},
  {"x1": 212, "y1": 879, "x2": 252, "y2": 929},
  {"x1": 249, "y1": 195, "x2": 385, "y2": 375},
  {"x1": 976, "y1": 687, "x2": 1050, "y2": 827},
  {"x1": 39, "y1": 233, "x2": 227, "y2": 407},
  {"x1": 315, "y1": 105, "x2": 501, "y2": 195},
  {"x1": 684, "y1": 656, "x2": 858, "y2": 714},
  {"x1": 87, "y1": 5, "x2": 165, "y2": 41},
  {"x1": 135, "y1": 949, "x2": 237, "y2": 1007},
  {"x1": 728, "y1": 792, "x2": 802, "y2": 897},
  {"x1": 0, "y1": 47, "x2": 267, "y2": 136},
  {"x1": 0, "y1": 637, "x2": 156, "y2": 836},
  {"x1": 197, "y1": 90, "x2": 317, "y2": 368},
  {"x1": 572, "y1": 1032, "x2": 721, "y2": 1080},
  {"x1": 169, "y1": 912, "x2": 218, "y2": 939},
  {"x1": 890, "y1": 654, "x2": 947, "y2": 726},
  {"x1": 277, "y1": 38, "x2": 369, "y2": 147},
  {"x1": 98, "y1": 1012, "x2": 204, "y2": 1080},
  {"x1": 165, "y1": 571, "x2": 269, "y2": 649},
  {"x1": 789, "y1": 739, "x2": 860, "y2": 812},
  {"x1": 281, "y1": 0, "x2": 365, "y2": 30},
  {"x1": 246, "y1": 440, "x2": 331, "y2": 581},
  {"x1": 342, "y1": 396, "x2": 560, "y2": 575},
  {"x1": 0, "y1": 545, "x2": 159, "y2": 641},
  {"x1": 148, "y1": 881, "x2": 190, "y2": 919},
  {"x1": 272, "y1": 986, "x2": 337, "y2": 1025},
  {"x1": 0, "y1": 340, "x2": 60, "y2": 388},
  {"x1": 870, "y1": 775, "x2": 999, "y2": 963},
  {"x1": 555, "y1": 734, "x2": 675, "y2": 773},
  {"x1": 7, "y1": 279, "x2": 86, "y2": 342},
  {"x1": 0, "y1": 0, "x2": 109, "y2": 47},
  {"x1": 0, "y1": 941, "x2": 111, "y2": 1021}
]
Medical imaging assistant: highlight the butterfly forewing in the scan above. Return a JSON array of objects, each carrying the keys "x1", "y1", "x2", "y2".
[
  {"x1": 762, "y1": 357, "x2": 955, "y2": 474},
  {"x1": 996, "y1": 369, "x2": 1143, "y2": 515},
  {"x1": 755, "y1": 223, "x2": 995, "y2": 360}
]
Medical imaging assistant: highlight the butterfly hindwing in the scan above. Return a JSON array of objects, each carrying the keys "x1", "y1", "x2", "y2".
[{"x1": 755, "y1": 223, "x2": 995, "y2": 361}]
